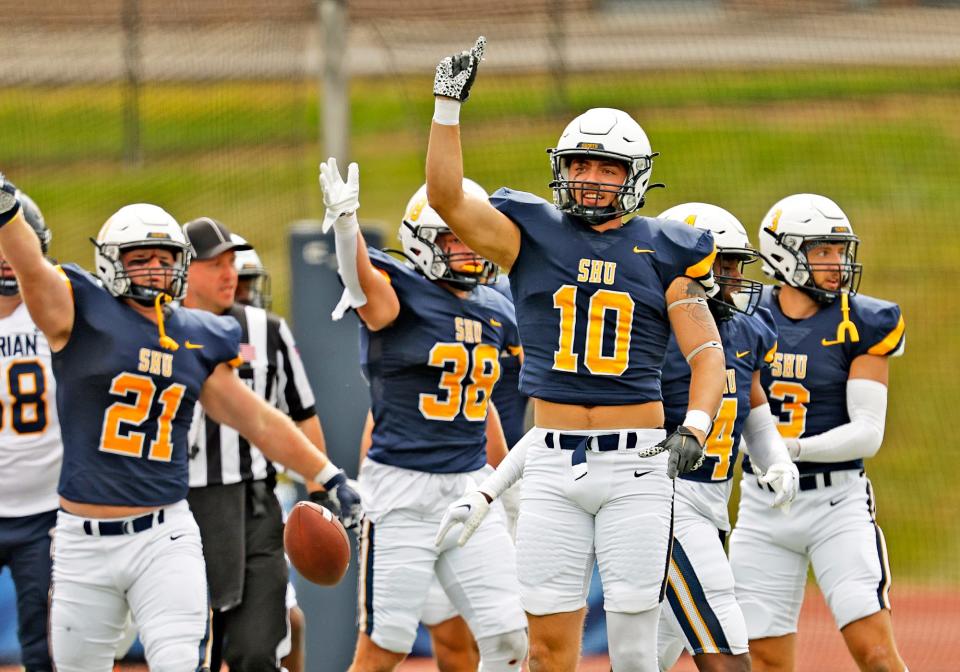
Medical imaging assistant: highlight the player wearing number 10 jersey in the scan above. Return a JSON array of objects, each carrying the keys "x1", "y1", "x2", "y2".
[
  {"x1": 319, "y1": 161, "x2": 527, "y2": 672},
  {"x1": 655, "y1": 203, "x2": 799, "y2": 672},
  {"x1": 427, "y1": 37, "x2": 727, "y2": 672},
  {"x1": 729, "y1": 194, "x2": 908, "y2": 672},
  {"x1": 0, "y1": 176, "x2": 359, "y2": 672}
]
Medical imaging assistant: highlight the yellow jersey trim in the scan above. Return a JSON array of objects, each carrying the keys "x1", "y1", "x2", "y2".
[
  {"x1": 684, "y1": 243, "x2": 717, "y2": 279},
  {"x1": 53, "y1": 264, "x2": 74, "y2": 301},
  {"x1": 227, "y1": 355, "x2": 244, "y2": 368},
  {"x1": 867, "y1": 315, "x2": 905, "y2": 356}
]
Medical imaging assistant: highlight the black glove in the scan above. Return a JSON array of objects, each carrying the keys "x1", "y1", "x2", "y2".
[
  {"x1": 0, "y1": 174, "x2": 21, "y2": 226},
  {"x1": 433, "y1": 36, "x2": 485, "y2": 102},
  {"x1": 319, "y1": 470, "x2": 363, "y2": 530},
  {"x1": 308, "y1": 489, "x2": 337, "y2": 513},
  {"x1": 658, "y1": 426, "x2": 705, "y2": 479}
]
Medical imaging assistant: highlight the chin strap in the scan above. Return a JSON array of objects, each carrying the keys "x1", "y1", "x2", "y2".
[{"x1": 153, "y1": 292, "x2": 180, "y2": 351}]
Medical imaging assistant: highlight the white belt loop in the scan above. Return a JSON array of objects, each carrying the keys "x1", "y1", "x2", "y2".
[{"x1": 617, "y1": 431, "x2": 627, "y2": 452}]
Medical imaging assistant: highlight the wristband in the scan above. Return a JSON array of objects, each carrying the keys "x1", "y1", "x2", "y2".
[
  {"x1": 314, "y1": 461, "x2": 341, "y2": 487},
  {"x1": 0, "y1": 200, "x2": 21, "y2": 227},
  {"x1": 433, "y1": 97, "x2": 462, "y2": 126},
  {"x1": 683, "y1": 410, "x2": 713, "y2": 436}
]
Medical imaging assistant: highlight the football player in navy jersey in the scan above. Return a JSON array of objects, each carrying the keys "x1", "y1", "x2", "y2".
[
  {"x1": 654, "y1": 203, "x2": 799, "y2": 672},
  {"x1": 427, "y1": 38, "x2": 726, "y2": 672},
  {"x1": 728, "y1": 194, "x2": 908, "y2": 672},
  {"x1": 0, "y1": 175, "x2": 360, "y2": 672},
  {"x1": 319, "y1": 163, "x2": 528, "y2": 672}
]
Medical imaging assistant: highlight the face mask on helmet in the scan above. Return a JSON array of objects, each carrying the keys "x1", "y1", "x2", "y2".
[
  {"x1": 231, "y1": 236, "x2": 272, "y2": 310},
  {"x1": 658, "y1": 202, "x2": 762, "y2": 321},
  {"x1": 549, "y1": 108, "x2": 662, "y2": 226},
  {"x1": 0, "y1": 190, "x2": 51, "y2": 297},
  {"x1": 91, "y1": 203, "x2": 192, "y2": 305},
  {"x1": 398, "y1": 180, "x2": 497, "y2": 289},
  {"x1": 758, "y1": 194, "x2": 862, "y2": 305}
]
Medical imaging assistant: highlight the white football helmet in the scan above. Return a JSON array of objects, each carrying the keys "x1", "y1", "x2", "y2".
[
  {"x1": 549, "y1": 107, "x2": 659, "y2": 225},
  {"x1": 231, "y1": 234, "x2": 272, "y2": 310},
  {"x1": 399, "y1": 179, "x2": 496, "y2": 289},
  {"x1": 658, "y1": 202, "x2": 762, "y2": 319},
  {"x1": 93, "y1": 203, "x2": 191, "y2": 303},
  {"x1": 758, "y1": 194, "x2": 861, "y2": 304}
]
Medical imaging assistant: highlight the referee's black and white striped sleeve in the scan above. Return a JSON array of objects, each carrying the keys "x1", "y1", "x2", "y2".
[{"x1": 272, "y1": 316, "x2": 316, "y2": 422}]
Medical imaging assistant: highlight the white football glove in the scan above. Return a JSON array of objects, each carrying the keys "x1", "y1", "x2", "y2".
[
  {"x1": 435, "y1": 491, "x2": 490, "y2": 548},
  {"x1": 433, "y1": 36, "x2": 485, "y2": 102},
  {"x1": 757, "y1": 462, "x2": 800, "y2": 513},
  {"x1": 319, "y1": 158, "x2": 360, "y2": 234}
]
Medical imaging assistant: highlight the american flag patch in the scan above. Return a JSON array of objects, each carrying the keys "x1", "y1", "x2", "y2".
[{"x1": 238, "y1": 342, "x2": 257, "y2": 362}]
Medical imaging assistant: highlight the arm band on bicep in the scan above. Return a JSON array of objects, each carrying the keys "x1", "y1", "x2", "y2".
[
  {"x1": 667, "y1": 297, "x2": 708, "y2": 311},
  {"x1": 796, "y1": 378, "x2": 887, "y2": 462},
  {"x1": 477, "y1": 441, "x2": 528, "y2": 500},
  {"x1": 685, "y1": 340, "x2": 722, "y2": 364},
  {"x1": 330, "y1": 213, "x2": 368, "y2": 321},
  {"x1": 740, "y1": 403, "x2": 791, "y2": 473}
]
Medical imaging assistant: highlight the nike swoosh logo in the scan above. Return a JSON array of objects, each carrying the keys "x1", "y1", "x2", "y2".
[
  {"x1": 633, "y1": 246, "x2": 655, "y2": 254},
  {"x1": 736, "y1": 350, "x2": 750, "y2": 358},
  {"x1": 169, "y1": 534, "x2": 186, "y2": 541},
  {"x1": 829, "y1": 497, "x2": 846, "y2": 507},
  {"x1": 490, "y1": 318, "x2": 502, "y2": 328},
  {"x1": 634, "y1": 470, "x2": 652, "y2": 478},
  {"x1": 185, "y1": 341, "x2": 203, "y2": 349}
]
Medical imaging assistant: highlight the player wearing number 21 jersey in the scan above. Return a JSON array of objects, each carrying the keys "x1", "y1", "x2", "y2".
[
  {"x1": 0, "y1": 178, "x2": 359, "y2": 672},
  {"x1": 319, "y1": 161, "x2": 527, "y2": 672},
  {"x1": 729, "y1": 194, "x2": 908, "y2": 672},
  {"x1": 655, "y1": 203, "x2": 799, "y2": 672},
  {"x1": 428, "y1": 39, "x2": 726, "y2": 669}
]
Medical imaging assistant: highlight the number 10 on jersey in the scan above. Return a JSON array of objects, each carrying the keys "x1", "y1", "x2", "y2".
[{"x1": 553, "y1": 285, "x2": 635, "y2": 376}]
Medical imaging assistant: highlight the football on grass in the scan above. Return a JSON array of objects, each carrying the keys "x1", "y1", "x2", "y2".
[{"x1": 284, "y1": 501, "x2": 351, "y2": 586}]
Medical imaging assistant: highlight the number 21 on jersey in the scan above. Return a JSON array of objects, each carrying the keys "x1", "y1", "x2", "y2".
[{"x1": 99, "y1": 372, "x2": 186, "y2": 462}]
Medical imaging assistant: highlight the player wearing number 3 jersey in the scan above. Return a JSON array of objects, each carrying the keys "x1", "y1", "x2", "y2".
[
  {"x1": 319, "y1": 163, "x2": 527, "y2": 672},
  {"x1": 655, "y1": 203, "x2": 799, "y2": 672},
  {"x1": 0, "y1": 174, "x2": 359, "y2": 672},
  {"x1": 729, "y1": 194, "x2": 908, "y2": 672},
  {"x1": 427, "y1": 38, "x2": 726, "y2": 672}
]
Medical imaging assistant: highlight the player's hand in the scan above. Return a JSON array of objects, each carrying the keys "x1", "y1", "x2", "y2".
[
  {"x1": 433, "y1": 36, "x2": 485, "y2": 102},
  {"x1": 319, "y1": 158, "x2": 360, "y2": 234},
  {"x1": 0, "y1": 174, "x2": 21, "y2": 225},
  {"x1": 435, "y1": 490, "x2": 490, "y2": 547},
  {"x1": 759, "y1": 462, "x2": 800, "y2": 513},
  {"x1": 658, "y1": 426, "x2": 705, "y2": 479},
  {"x1": 322, "y1": 470, "x2": 363, "y2": 530}
]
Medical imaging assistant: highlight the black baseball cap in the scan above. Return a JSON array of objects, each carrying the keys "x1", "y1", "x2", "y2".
[{"x1": 182, "y1": 217, "x2": 252, "y2": 260}]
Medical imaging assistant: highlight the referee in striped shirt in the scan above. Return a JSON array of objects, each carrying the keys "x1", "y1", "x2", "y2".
[{"x1": 183, "y1": 217, "x2": 329, "y2": 672}]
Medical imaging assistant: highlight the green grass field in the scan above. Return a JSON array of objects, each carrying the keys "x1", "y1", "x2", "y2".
[{"x1": 3, "y1": 65, "x2": 958, "y2": 581}]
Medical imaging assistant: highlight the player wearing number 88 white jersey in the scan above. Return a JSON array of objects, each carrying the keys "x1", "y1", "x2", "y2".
[{"x1": 0, "y1": 187, "x2": 60, "y2": 672}]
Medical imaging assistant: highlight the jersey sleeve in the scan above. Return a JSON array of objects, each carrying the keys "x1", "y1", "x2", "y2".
[
  {"x1": 650, "y1": 220, "x2": 717, "y2": 292},
  {"x1": 197, "y1": 312, "x2": 243, "y2": 373},
  {"x1": 752, "y1": 306, "x2": 779, "y2": 369},
  {"x1": 367, "y1": 247, "x2": 422, "y2": 305},
  {"x1": 490, "y1": 187, "x2": 555, "y2": 237},
  {"x1": 273, "y1": 316, "x2": 317, "y2": 421},
  {"x1": 853, "y1": 295, "x2": 906, "y2": 358}
]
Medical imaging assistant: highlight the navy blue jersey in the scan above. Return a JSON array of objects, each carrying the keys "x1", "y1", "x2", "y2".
[
  {"x1": 491, "y1": 188, "x2": 715, "y2": 405},
  {"x1": 488, "y1": 276, "x2": 529, "y2": 448},
  {"x1": 361, "y1": 249, "x2": 521, "y2": 473},
  {"x1": 753, "y1": 285, "x2": 905, "y2": 476},
  {"x1": 662, "y1": 307, "x2": 778, "y2": 482},
  {"x1": 54, "y1": 265, "x2": 241, "y2": 506}
]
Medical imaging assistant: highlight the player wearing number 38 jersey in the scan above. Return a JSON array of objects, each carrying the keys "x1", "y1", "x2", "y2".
[
  {"x1": 427, "y1": 37, "x2": 726, "y2": 672},
  {"x1": 319, "y1": 162, "x2": 527, "y2": 672},
  {"x1": 0, "y1": 175, "x2": 359, "y2": 672},
  {"x1": 730, "y1": 194, "x2": 908, "y2": 672}
]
